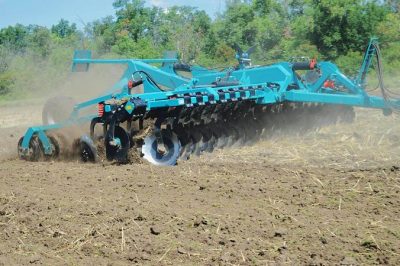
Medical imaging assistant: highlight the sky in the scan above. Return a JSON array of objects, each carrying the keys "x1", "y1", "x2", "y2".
[{"x1": 0, "y1": 0, "x2": 225, "y2": 29}]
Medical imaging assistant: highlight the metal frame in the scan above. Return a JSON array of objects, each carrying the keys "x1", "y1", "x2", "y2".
[{"x1": 19, "y1": 39, "x2": 400, "y2": 156}]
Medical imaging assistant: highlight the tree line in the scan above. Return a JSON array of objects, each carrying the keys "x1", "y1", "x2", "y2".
[{"x1": 0, "y1": 0, "x2": 399, "y2": 98}]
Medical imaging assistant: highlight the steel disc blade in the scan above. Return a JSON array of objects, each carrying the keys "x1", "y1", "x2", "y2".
[
  {"x1": 205, "y1": 135, "x2": 216, "y2": 153},
  {"x1": 79, "y1": 135, "x2": 97, "y2": 163},
  {"x1": 179, "y1": 141, "x2": 193, "y2": 161},
  {"x1": 142, "y1": 131, "x2": 181, "y2": 166},
  {"x1": 105, "y1": 126, "x2": 130, "y2": 163}
]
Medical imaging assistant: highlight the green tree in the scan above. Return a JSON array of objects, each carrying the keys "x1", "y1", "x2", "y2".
[
  {"x1": 87, "y1": 16, "x2": 117, "y2": 53},
  {"x1": 308, "y1": 0, "x2": 388, "y2": 58},
  {"x1": 113, "y1": 0, "x2": 153, "y2": 42},
  {"x1": 0, "y1": 47, "x2": 14, "y2": 95},
  {"x1": 29, "y1": 26, "x2": 52, "y2": 57},
  {"x1": 0, "y1": 24, "x2": 29, "y2": 52},
  {"x1": 216, "y1": 2, "x2": 255, "y2": 46},
  {"x1": 377, "y1": 12, "x2": 400, "y2": 43},
  {"x1": 384, "y1": 0, "x2": 399, "y2": 12},
  {"x1": 51, "y1": 19, "x2": 77, "y2": 38},
  {"x1": 112, "y1": 35, "x2": 160, "y2": 58}
]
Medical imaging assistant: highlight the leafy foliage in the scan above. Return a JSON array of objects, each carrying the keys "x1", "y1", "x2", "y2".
[
  {"x1": 0, "y1": 0, "x2": 398, "y2": 98},
  {"x1": 307, "y1": 0, "x2": 388, "y2": 58},
  {"x1": 51, "y1": 19, "x2": 77, "y2": 38}
]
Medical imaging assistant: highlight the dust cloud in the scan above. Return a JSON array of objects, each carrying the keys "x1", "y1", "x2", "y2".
[{"x1": 0, "y1": 63, "x2": 126, "y2": 160}]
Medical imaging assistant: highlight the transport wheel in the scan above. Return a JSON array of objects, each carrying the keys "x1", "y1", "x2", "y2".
[
  {"x1": 142, "y1": 130, "x2": 181, "y2": 166},
  {"x1": 42, "y1": 96, "x2": 76, "y2": 125},
  {"x1": 105, "y1": 126, "x2": 130, "y2": 163},
  {"x1": 17, "y1": 136, "x2": 43, "y2": 161}
]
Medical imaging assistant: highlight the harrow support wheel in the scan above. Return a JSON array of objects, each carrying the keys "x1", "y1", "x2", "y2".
[
  {"x1": 18, "y1": 136, "x2": 43, "y2": 161},
  {"x1": 142, "y1": 130, "x2": 181, "y2": 166}
]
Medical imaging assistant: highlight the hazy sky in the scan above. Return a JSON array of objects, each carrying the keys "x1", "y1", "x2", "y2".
[{"x1": 0, "y1": 0, "x2": 225, "y2": 29}]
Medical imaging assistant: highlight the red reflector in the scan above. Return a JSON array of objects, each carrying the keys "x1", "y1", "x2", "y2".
[
  {"x1": 98, "y1": 103, "x2": 104, "y2": 117},
  {"x1": 323, "y1": 80, "x2": 335, "y2": 89},
  {"x1": 128, "y1": 80, "x2": 134, "y2": 89}
]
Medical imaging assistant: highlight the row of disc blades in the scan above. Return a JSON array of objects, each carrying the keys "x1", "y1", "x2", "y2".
[{"x1": 139, "y1": 102, "x2": 355, "y2": 165}]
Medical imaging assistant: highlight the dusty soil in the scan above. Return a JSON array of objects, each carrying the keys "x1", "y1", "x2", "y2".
[{"x1": 0, "y1": 102, "x2": 400, "y2": 265}]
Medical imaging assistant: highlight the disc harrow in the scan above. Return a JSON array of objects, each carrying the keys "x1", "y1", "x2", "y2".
[{"x1": 17, "y1": 38, "x2": 399, "y2": 166}]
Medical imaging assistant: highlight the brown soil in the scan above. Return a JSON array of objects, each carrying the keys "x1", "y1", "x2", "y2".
[{"x1": 0, "y1": 103, "x2": 399, "y2": 265}]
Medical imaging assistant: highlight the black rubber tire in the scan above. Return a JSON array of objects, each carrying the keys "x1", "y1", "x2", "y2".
[{"x1": 42, "y1": 96, "x2": 76, "y2": 125}]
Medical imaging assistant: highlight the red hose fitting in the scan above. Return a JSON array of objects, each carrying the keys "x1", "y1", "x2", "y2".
[
  {"x1": 309, "y1": 58, "x2": 317, "y2": 70},
  {"x1": 323, "y1": 80, "x2": 335, "y2": 89},
  {"x1": 128, "y1": 80, "x2": 134, "y2": 89}
]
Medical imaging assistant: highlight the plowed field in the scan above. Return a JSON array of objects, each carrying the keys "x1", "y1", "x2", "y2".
[{"x1": 0, "y1": 103, "x2": 399, "y2": 265}]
